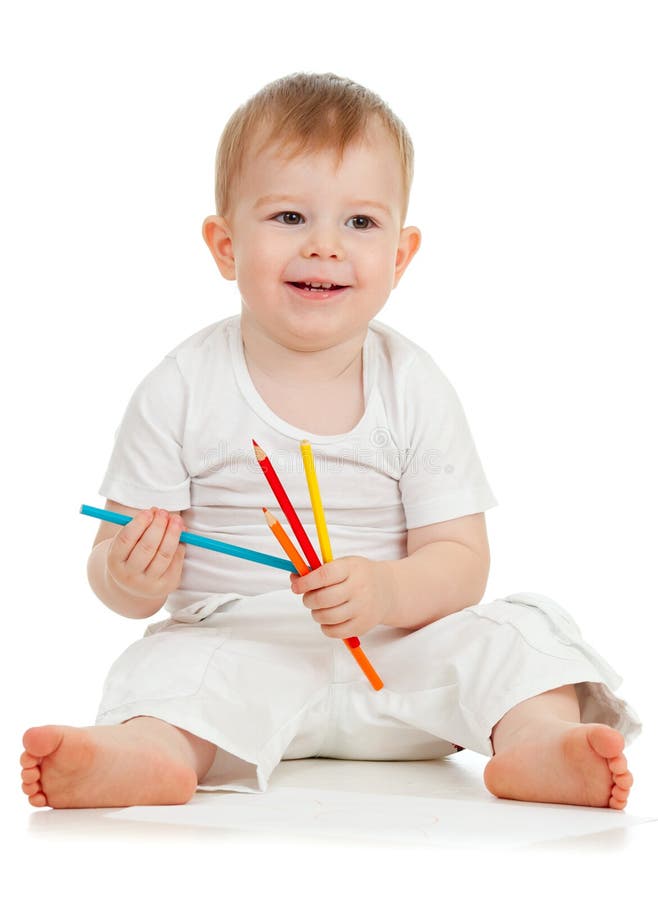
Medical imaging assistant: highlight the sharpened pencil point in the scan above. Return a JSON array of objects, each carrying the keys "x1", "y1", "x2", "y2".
[{"x1": 252, "y1": 439, "x2": 266, "y2": 461}]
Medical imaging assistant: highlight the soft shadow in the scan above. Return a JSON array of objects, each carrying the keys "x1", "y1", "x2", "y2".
[
  {"x1": 27, "y1": 807, "x2": 236, "y2": 844},
  {"x1": 526, "y1": 825, "x2": 633, "y2": 852}
]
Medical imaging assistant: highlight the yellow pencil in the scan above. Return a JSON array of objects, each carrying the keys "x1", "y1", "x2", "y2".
[
  {"x1": 300, "y1": 439, "x2": 384, "y2": 691},
  {"x1": 300, "y1": 440, "x2": 333, "y2": 563}
]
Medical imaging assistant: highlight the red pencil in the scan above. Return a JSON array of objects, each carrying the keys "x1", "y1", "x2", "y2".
[
  {"x1": 252, "y1": 439, "x2": 322, "y2": 571},
  {"x1": 253, "y1": 438, "x2": 368, "y2": 664}
]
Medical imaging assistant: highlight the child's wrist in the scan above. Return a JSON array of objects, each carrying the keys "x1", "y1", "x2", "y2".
[
  {"x1": 91, "y1": 542, "x2": 167, "y2": 618},
  {"x1": 377, "y1": 559, "x2": 403, "y2": 627}
]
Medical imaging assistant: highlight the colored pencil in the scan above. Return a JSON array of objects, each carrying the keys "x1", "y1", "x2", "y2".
[
  {"x1": 299, "y1": 440, "x2": 384, "y2": 691},
  {"x1": 80, "y1": 504, "x2": 297, "y2": 573},
  {"x1": 252, "y1": 439, "x2": 322, "y2": 570},
  {"x1": 262, "y1": 507, "x2": 310, "y2": 575},
  {"x1": 300, "y1": 440, "x2": 333, "y2": 563}
]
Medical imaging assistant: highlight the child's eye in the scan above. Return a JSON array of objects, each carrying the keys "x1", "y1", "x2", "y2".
[
  {"x1": 348, "y1": 215, "x2": 375, "y2": 230},
  {"x1": 274, "y1": 211, "x2": 304, "y2": 225},
  {"x1": 272, "y1": 211, "x2": 376, "y2": 229}
]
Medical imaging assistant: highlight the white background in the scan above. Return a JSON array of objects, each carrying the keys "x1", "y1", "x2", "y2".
[{"x1": 1, "y1": 0, "x2": 656, "y2": 891}]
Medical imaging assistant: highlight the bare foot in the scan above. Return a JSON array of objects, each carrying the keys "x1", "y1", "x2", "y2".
[
  {"x1": 483, "y1": 721, "x2": 633, "y2": 809},
  {"x1": 20, "y1": 722, "x2": 199, "y2": 809}
]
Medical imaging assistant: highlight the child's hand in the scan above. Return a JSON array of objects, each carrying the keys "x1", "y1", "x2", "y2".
[
  {"x1": 106, "y1": 507, "x2": 186, "y2": 601},
  {"x1": 290, "y1": 556, "x2": 397, "y2": 638}
]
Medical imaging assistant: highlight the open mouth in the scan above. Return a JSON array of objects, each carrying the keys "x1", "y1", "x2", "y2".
[
  {"x1": 285, "y1": 281, "x2": 350, "y2": 301},
  {"x1": 287, "y1": 281, "x2": 347, "y2": 293}
]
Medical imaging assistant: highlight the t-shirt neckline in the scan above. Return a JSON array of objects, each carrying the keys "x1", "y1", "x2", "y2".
[{"x1": 229, "y1": 316, "x2": 373, "y2": 444}]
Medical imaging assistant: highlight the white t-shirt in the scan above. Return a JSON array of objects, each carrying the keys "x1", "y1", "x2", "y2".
[{"x1": 99, "y1": 315, "x2": 497, "y2": 619}]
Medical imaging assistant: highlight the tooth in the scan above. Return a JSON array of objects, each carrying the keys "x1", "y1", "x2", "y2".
[{"x1": 309, "y1": 282, "x2": 323, "y2": 288}]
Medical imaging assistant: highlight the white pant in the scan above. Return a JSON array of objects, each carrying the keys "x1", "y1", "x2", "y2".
[{"x1": 95, "y1": 591, "x2": 642, "y2": 793}]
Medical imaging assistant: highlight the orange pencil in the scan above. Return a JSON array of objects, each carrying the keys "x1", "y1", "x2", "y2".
[
  {"x1": 262, "y1": 508, "x2": 310, "y2": 575},
  {"x1": 255, "y1": 440, "x2": 383, "y2": 691},
  {"x1": 264, "y1": 508, "x2": 383, "y2": 691},
  {"x1": 299, "y1": 440, "x2": 384, "y2": 692}
]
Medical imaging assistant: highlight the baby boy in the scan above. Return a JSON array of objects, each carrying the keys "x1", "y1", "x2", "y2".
[{"x1": 21, "y1": 72, "x2": 639, "y2": 810}]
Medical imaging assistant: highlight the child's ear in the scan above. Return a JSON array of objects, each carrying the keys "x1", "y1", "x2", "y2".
[
  {"x1": 393, "y1": 225, "x2": 422, "y2": 288},
  {"x1": 202, "y1": 215, "x2": 236, "y2": 281}
]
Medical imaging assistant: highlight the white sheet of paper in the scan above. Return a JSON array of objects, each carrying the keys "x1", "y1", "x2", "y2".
[{"x1": 105, "y1": 786, "x2": 655, "y2": 847}]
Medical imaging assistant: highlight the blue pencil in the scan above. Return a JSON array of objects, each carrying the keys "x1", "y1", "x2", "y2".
[{"x1": 80, "y1": 504, "x2": 296, "y2": 573}]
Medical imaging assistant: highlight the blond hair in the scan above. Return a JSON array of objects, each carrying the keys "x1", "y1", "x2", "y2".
[{"x1": 213, "y1": 72, "x2": 414, "y2": 223}]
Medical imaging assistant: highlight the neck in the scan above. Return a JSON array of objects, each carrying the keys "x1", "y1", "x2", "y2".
[{"x1": 239, "y1": 310, "x2": 366, "y2": 389}]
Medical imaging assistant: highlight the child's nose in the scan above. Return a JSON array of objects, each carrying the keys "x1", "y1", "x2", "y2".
[{"x1": 301, "y1": 225, "x2": 345, "y2": 261}]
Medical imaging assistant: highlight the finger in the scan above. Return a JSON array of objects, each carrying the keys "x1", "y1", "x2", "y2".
[
  {"x1": 124, "y1": 509, "x2": 171, "y2": 573},
  {"x1": 112, "y1": 507, "x2": 156, "y2": 563},
  {"x1": 311, "y1": 600, "x2": 352, "y2": 625},
  {"x1": 301, "y1": 582, "x2": 348, "y2": 610},
  {"x1": 144, "y1": 515, "x2": 185, "y2": 580},
  {"x1": 320, "y1": 619, "x2": 359, "y2": 639},
  {"x1": 148, "y1": 543, "x2": 186, "y2": 596},
  {"x1": 292, "y1": 560, "x2": 348, "y2": 596}
]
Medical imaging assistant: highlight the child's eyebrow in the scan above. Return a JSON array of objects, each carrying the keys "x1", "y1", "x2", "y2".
[
  {"x1": 253, "y1": 194, "x2": 392, "y2": 216},
  {"x1": 254, "y1": 194, "x2": 299, "y2": 209},
  {"x1": 350, "y1": 200, "x2": 392, "y2": 216}
]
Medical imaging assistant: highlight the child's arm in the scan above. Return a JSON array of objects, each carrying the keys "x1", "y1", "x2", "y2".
[
  {"x1": 381, "y1": 512, "x2": 490, "y2": 630},
  {"x1": 87, "y1": 499, "x2": 185, "y2": 619},
  {"x1": 292, "y1": 512, "x2": 491, "y2": 637}
]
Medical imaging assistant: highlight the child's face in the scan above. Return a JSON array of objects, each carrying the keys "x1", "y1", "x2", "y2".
[{"x1": 203, "y1": 117, "x2": 420, "y2": 349}]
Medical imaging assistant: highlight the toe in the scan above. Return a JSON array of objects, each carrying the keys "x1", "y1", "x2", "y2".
[
  {"x1": 20, "y1": 751, "x2": 40, "y2": 768},
  {"x1": 587, "y1": 724, "x2": 625, "y2": 761},
  {"x1": 611, "y1": 783, "x2": 629, "y2": 800},
  {"x1": 23, "y1": 725, "x2": 65, "y2": 759},
  {"x1": 22, "y1": 779, "x2": 41, "y2": 796},
  {"x1": 614, "y1": 771, "x2": 633, "y2": 790},
  {"x1": 610, "y1": 786, "x2": 628, "y2": 809},
  {"x1": 22, "y1": 767, "x2": 40, "y2": 784},
  {"x1": 28, "y1": 792, "x2": 47, "y2": 807},
  {"x1": 608, "y1": 753, "x2": 628, "y2": 775}
]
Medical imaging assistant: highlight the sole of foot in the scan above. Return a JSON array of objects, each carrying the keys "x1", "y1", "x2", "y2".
[
  {"x1": 483, "y1": 722, "x2": 633, "y2": 809},
  {"x1": 21, "y1": 723, "x2": 198, "y2": 809}
]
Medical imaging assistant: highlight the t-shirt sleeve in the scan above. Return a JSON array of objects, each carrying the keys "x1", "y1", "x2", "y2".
[
  {"x1": 398, "y1": 350, "x2": 497, "y2": 529},
  {"x1": 98, "y1": 355, "x2": 190, "y2": 510}
]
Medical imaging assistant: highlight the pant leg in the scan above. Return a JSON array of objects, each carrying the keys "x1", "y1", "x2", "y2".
[
  {"x1": 94, "y1": 589, "x2": 643, "y2": 789},
  {"x1": 319, "y1": 591, "x2": 642, "y2": 760},
  {"x1": 95, "y1": 589, "x2": 335, "y2": 793}
]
